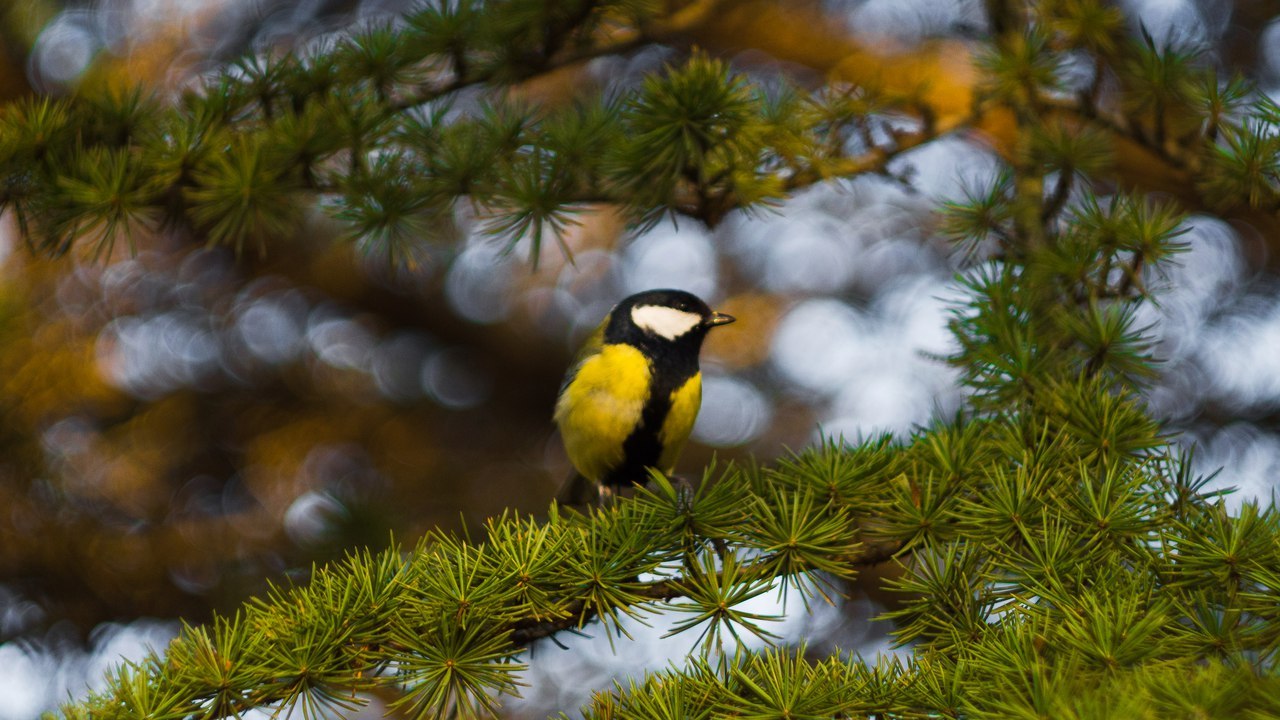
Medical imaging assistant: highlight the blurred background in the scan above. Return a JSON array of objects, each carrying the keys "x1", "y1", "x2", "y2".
[{"x1": 1, "y1": 0, "x2": 1279, "y2": 717}]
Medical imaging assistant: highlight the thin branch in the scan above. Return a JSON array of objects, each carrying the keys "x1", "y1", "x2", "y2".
[
  {"x1": 390, "y1": 0, "x2": 730, "y2": 113},
  {"x1": 781, "y1": 127, "x2": 937, "y2": 194},
  {"x1": 507, "y1": 538, "x2": 905, "y2": 646},
  {"x1": 1039, "y1": 94, "x2": 1194, "y2": 178},
  {"x1": 1042, "y1": 168, "x2": 1075, "y2": 223}
]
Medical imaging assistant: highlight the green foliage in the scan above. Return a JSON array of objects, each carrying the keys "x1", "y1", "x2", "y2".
[
  {"x1": 946, "y1": 188, "x2": 1185, "y2": 413},
  {"x1": 186, "y1": 135, "x2": 301, "y2": 256},
  {"x1": 1201, "y1": 101, "x2": 1280, "y2": 210},
  {"x1": 53, "y1": 147, "x2": 157, "y2": 256},
  {"x1": 0, "y1": 4, "x2": 901, "y2": 258},
  {"x1": 565, "y1": 646, "x2": 1280, "y2": 719},
  {"x1": 51, "y1": 389, "x2": 1280, "y2": 718},
  {"x1": 5, "y1": 0, "x2": 1274, "y2": 260},
  {"x1": 978, "y1": 26, "x2": 1063, "y2": 104}
]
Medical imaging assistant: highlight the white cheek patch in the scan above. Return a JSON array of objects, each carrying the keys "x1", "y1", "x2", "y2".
[{"x1": 631, "y1": 305, "x2": 703, "y2": 340}]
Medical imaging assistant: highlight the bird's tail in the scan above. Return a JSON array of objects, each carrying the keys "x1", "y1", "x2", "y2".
[{"x1": 555, "y1": 472, "x2": 597, "y2": 506}]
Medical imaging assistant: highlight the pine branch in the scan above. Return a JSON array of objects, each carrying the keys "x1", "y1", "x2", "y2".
[
  {"x1": 508, "y1": 538, "x2": 903, "y2": 646},
  {"x1": 389, "y1": 0, "x2": 729, "y2": 112}
]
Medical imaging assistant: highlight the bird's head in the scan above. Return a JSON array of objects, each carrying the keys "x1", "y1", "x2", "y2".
[{"x1": 611, "y1": 289, "x2": 735, "y2": 344}]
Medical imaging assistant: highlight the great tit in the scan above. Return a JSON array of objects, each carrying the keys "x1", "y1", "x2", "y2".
[{"x1": 554, "y1": 289, "x2": 735, "y2": 504}]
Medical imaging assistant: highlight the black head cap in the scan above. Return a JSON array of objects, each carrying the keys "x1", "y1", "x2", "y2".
[
  {"x1": 606, "y1": 289, "x2": 735, "y2": 348},
  {"x1": 618, "y1": 289, "x2": 710, "y2": 316}
]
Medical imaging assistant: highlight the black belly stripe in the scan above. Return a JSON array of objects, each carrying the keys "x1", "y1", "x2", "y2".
[{"x1": 602, "y1": 354, "x2": 698, "y2": 488}]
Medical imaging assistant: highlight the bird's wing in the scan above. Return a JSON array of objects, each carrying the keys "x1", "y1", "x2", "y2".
[
  {"x1": 554, "y1": 342, "x2": 651, "y2": 484},
  {"x1": 558, "y1": 316, "x2": 608, "y2": 394}
]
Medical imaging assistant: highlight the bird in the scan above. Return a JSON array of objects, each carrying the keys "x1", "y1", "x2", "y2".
[{"x1": 554, "y1": 289, "x2": 735, "y2": 505}]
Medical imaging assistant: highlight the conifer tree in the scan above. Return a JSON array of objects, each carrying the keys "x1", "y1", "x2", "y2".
[{"x1": 1, "y1": 0, "x2": 1278, "y2": 718}]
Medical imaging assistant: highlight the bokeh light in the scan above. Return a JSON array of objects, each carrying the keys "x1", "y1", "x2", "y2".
[
  {"x1": 421, "y1": 346, "x2": 493, "y2": 409},
  {"x1": 28, "y1": 12, "x2": 98, "y2": 91},
  {"x1": 95, "y1": 312, "x2": 223, "y2": 399},
  {"x1": 308, "y1": 312, "x2": 376, "y2": 372},
  {"x1": 1189, "y1": 423, "x2": 1280, "y2": 513},
  {"x1": 1262, "y1": 19, "x2": 1280, "y2": 86},
  {"x1": 0, "y1": 621, "x2": 176, "y2": 720},
  {"x1": 771, "y1": 298, "x2": 872, "y2": 396},
  {"x1": 236, "y1": 290, "x2": 308, "y2": 365},
  {"x1": 371, "y1": 331, "x2": 434, "y2": 402},
  {"x1": 620, "y1": 223, "x2": 719, "y2": 298},
  {"x1": 693, "y1": 375, "x2": 772, "y2": 447},
  {"x1": 284, "y1": 490, "x2": 348, "y2": 547},
  {"x1": 1120, "y1": 0, "x2": 1221, "y2": 46},
  {"x1": 729, "y1": 190, "x2": 862, "y2": 294},
  {"x1": 444, "y1": 237, "x2": 519, "y2": 324},
  {"x1": 833, "y1": 0, "x2": 985, "y2": 42}
]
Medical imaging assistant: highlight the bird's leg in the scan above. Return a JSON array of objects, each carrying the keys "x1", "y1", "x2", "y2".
[
  {"x1": 657, "y1": 474, "x2": 728, "y2": 560},
  {"x1": 597, "y1": 484, "x2": 615, "y2": 507},
  {"x1": 662, "y1": 474, "x2": 696, "y2": 511}
]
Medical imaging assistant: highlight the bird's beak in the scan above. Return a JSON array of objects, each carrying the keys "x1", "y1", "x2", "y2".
[{"x1": 706, "y1": 311, "x2": 736, "y2": 327}]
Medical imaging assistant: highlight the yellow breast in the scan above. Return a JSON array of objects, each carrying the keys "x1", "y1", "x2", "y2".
[
  {"x1": 554, "y1": 343, "x2": 652, "y2": 483},
  {"x1": 658, "y1": 372, "x2": 702, "y2": 473}
]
